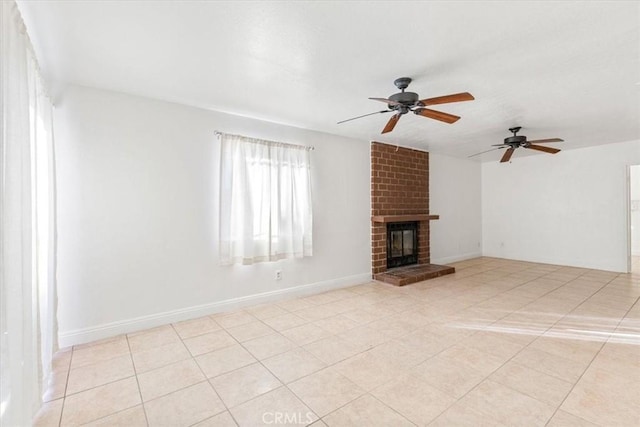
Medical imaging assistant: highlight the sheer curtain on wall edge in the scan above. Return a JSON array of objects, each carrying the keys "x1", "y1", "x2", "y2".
[
  {"x1": 1, "y1": 1, "x2": 58, "y2": 425},
  {"x1": 219, "y1": 133, "x2": 313, "y2": 265}
]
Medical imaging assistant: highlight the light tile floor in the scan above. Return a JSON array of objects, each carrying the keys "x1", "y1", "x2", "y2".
[{"x1": 34, "y1": 257, "x2": 640, "y2": 426}]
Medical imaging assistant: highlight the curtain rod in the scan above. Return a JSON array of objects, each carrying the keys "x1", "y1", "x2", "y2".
[{"x1": 215, "y1": 131, "x2": 315, "y2": 151}]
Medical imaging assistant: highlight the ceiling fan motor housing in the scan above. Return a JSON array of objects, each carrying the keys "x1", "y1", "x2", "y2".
[
  {"x1": 389, "y1": 91, "x2": 419, "y2": 105},
  {"x1": 389, "y1": 77, "x2": 419, "y2": 111},
  {"x1": 504, "y1": 135, "x2": 526, "y2": 146}
]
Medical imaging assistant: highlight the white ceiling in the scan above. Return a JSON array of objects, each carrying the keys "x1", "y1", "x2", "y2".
[{"x1": 18, "y1": 0, "x2": 640, "y2": 161}]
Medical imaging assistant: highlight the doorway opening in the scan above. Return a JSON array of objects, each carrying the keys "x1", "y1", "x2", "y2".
[{"x1": 629, "y1": 165, "x2": 640, "y2": 274}]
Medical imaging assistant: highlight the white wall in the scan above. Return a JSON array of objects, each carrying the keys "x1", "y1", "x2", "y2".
[
  {"x1": 430, "y1": 153, "x2": 482, "y2": 264},
  {"x1": 54, "y1": 85, "x2": 371, "y2": 345},
  {"x1": 482, "y1": 139, "x2": 640, "y2": 272},
  {"x1": 631, "y1": 165, "x2": 640, "y2": 255}
]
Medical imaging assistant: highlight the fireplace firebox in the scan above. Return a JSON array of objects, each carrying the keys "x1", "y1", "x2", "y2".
[{"x1": 387, "y1": 222, "x2": 418, "y2": 269}]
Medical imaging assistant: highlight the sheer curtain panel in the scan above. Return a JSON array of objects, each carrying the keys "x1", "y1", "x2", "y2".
[
  {"x1": 1, "y1": 1, "x2": 58, "y2": 425},
  {"x1": 219, "y1": 133, "x2": 313, "y2": 265}
]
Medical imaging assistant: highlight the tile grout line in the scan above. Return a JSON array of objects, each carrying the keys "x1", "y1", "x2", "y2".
[
  {"x1": 420, "y1": 261, "x2": 562, "y2": 424},
  {"x1": 56, "y1": 347, "x2": 73, "y2": 427},
  {"x1": 186, "y1": 315, "x2": 346, "y2": 424},
  {"x1": 93, "y1": 321, "x2": 249, "y2": 425},
  {"x1": 42, "y1": 257, "x2": 636, "y2": 427},
  {"x1": 306, "y1": 261, "x2": 539, "y2": 425},
  {"x1": 43, "y1": 261, "x2": 468, "y2": 423},
  {"x1": 59, "y1": 340, "x2": 140, "y2": 425},
  {"x1": 376, "y1": 261, "x2": 538, "y2": 423},
  {"x1": 178, "y1": 321, "x2": 246, "y2": 426},
  {"x1": 125, "y1": 333, "x2": 150, "y2": 427},
  {"x1": 56, "y1": 345, "x2": 79, "y2": 427},
  {"x1": 545, "y1": 274, "x2": 640, "y2": 426},
  {"x1": 545, "y1": 275, "x2": 631, "y2": 426},
  {"x1": 69, "y1": 324, "x2": 240, "y2": 426},
  {"x1": 179, "y1": 318, "x2": 242, "y2": 427},
  {"x1": 418, "y1": 264, "x2": 615, "y2": 425},
  {"x1": 285, "y1": 377, "x2": 362, "y2": 425},
  {"x1": 230, "y1": 260, "x2": 584, "y2": 419},
  {"x1": 246, "y1": 264, "x2": 615, "y2": 425},
  {"x1": 71, "y1": 334, "x2": 149, "y2": 426},
  {"x1": 217, "y1": 306, "x2": 367, "y2": 423}
]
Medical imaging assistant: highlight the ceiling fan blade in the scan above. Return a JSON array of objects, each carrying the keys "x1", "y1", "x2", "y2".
[
  {"x1": 527, "y1": 138, "x2": 564, "y2": 144},
  {"x1": 468, "y1": 147, "x2": 506, "y2": 158},
  {"x1": 337, "y1": 110, "x2": 391, "y2": 124},
  {"x1": 419, "y1": 92, "x2": 475, "y2": 106},
  {"x1": 369, "y1": 97, "x2": 403, "y2": 107},
  {"x1": 414, "y1": 108, "x2": 460, "y2": 124},
  {"x1": 526, "y1": 144, "x2": 561, "y2": 154},
  {"x1": 381, "y1": 114, "x2": 401, "y2": 134},
  {"x1": 491, "y1": 143, "x2": 507, "y2": 147},
  {"x1": 500, "y1": 147, "x2": 516, "y2": 163}
]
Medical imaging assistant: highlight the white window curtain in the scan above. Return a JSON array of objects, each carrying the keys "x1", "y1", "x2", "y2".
[
  {"x1": 1, "y1": 1, "x2": 58, "y2": 425},
  {"x1": 219, "y1": 133, "x2": 313, "y2": 265}
]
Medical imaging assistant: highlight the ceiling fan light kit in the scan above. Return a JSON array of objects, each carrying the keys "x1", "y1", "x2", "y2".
[{"x1": 337, "y1": 77, "x2": 474, "y2": 134}]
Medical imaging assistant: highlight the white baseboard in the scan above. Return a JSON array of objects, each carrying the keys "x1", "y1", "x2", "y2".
[
  {"x1": 480, "y1": 252, "x2": 625, "y2": 274},
  {"x1": 431, "y1": 251, "x2": 482, "y2": 265},
  {"x1": 59, "y1": 272, "x2": 371, "y2": 348}
]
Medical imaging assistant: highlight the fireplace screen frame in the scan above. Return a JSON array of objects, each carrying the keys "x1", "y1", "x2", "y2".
[{"x1": 386, "y1": 221, "x2": 419, "y2": 269}]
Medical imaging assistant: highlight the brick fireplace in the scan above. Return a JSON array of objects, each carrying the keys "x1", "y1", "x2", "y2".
[{"x1": 371, "y1": 141, "x2": 454, "y2": 285}]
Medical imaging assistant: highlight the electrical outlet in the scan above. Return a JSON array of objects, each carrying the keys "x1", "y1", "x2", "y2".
[{"x1": 275, "y1": 270, "x2": 282, "y2": 280}]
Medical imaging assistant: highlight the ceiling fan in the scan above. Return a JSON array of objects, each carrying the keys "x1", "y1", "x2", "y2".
[
  {"x1": 337, "y1": 77, "x2": 474, "y2": 134},
  {"x1": 470, "y1": 127, "x2": 563, "y2": 163}
]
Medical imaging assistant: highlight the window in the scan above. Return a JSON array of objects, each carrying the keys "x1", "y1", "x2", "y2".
[{"x1": 219, "y1": 133, "x2": 313, "y2": 265}]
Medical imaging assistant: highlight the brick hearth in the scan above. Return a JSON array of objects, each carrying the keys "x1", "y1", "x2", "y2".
[
  {"x1": 373, "y1": 264, "x2": 455, "y2": 286},
  {"x1": 370, "y1": 141, "x2": 454, "y2": 285}
]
